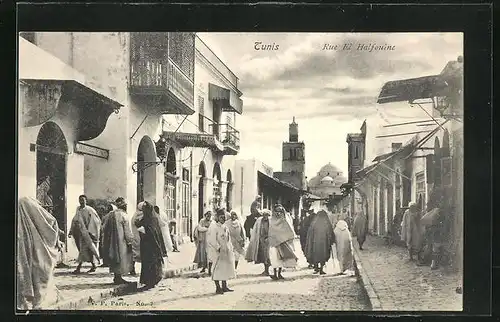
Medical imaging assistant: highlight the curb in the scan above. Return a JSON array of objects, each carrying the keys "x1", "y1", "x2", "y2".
[
  {"x1": 352, "y1": 247, "x2": 383, "y2": 311},
  {"x1": 51, "y1": 281, "x2": 138, "y2": 310},
  {"x1": 52, "y1": 264, "x2": 198, "y2": 310},
  {"x1": 164, "y1": 263, "x2": 198, "y2": 278}
]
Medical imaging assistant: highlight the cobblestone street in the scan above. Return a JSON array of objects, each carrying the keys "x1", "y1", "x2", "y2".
[
  {"x1": 49, "y1": 241, "x2": 197, "y2": 309},
  {"x1": 82, "y1": 239, "x2": 370, "y2": 311},
  {"x1": 354, "y1": 235, "x2": 463, "y2": 311}
]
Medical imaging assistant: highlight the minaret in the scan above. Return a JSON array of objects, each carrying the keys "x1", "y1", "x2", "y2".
[
  {"x1": 281, "y1": 117, "x2": 306, "y2": 190},
  {"x1": 289, "y1": 116, "x2": 298, "y2": 142}
]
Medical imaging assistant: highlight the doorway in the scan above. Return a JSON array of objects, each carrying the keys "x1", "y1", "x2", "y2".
[
  {"x1": 36, "y1": 121, "x2": 68, "y2": 243},
  {"x1": 198, "y1": 161, "x2": 206, "y2": 223},
  {"x1": 137, "y1": 136, "x2": 157, "y2": 204},
  {"x1": 212, "y1": 162, "x2": 222, "y2": 211},
  {"x1": 165, "y1": 147, "x2": 177, "y2": 222},
  {"x1": 226, "y1": 169, "x2": 233, "y2": 211}
]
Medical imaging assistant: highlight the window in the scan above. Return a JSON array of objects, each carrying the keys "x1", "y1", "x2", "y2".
[
  {"x1": 415, "y1": 171, "x2": 426, "y2": 211},
  {"x1": 181, "y1": 168, "x2": 190, "y2": 236},
  {"x1": 164, "y1": 175, "x2": 176, "y2": 221},
  {"x1": 290, "y1": 148, "x2": 297, "y2": 160},
  {"x1": 213, "y1": 177, "x2": 222, "y2": 209},
  {"x1": 168, "y1": 32, "x2": 195, "y2": 81},
  {"x1": 354, "y1": 146, "x2": 359, "y2": 159},
  {"x1": 198, "y1": 96, "x2": 205, "y2": 132}
]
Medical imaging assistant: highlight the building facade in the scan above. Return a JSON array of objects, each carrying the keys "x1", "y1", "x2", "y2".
[
  {"x1": 162, "y1": 36, "x2": 243, "y2": 241},
  {"x1": 18, "y1": 32, "x2": 243, "y2": 257},
  {"x1": 355, "y1": 56, "x2": 463, "y2": 271},
  {"x1": 18, "y1": 34, "x2": 124, "y2": 258},
  {"x1": 234, "y1": 159, "x2": 303, "y2": 219}
]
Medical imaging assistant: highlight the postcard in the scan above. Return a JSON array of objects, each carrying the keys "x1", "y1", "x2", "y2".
[{"x1": 17, "y1": 31, "x2": 463, "y2": 312}]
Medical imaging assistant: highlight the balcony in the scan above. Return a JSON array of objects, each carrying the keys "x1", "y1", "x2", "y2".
[
  {"x1": 129, "y1": 32, "x2": 195, "y2": 115},
  {"x1": 162, "y1": 114, "x2": 240, "y2": 155}
]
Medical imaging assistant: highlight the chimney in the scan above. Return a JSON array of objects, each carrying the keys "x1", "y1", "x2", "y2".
[{"x1": 392, "y1": 143, "x2": 402, "y2": 152}]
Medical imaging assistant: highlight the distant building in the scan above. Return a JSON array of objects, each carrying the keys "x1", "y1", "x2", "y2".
[
  {"x1": 233, "y1": 159, "x2": 302, "y2": 218},
  {"x1": 273, "y1": 117, "x2": 307, "y2": 191},
  {"x1": 307, "y1": 163, "x2": 346, "y2": 198}
]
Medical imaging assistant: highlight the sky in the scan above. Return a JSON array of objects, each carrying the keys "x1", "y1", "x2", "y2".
[{"x1": 197, "y1": 32, "x2": 463, "y2": 180}]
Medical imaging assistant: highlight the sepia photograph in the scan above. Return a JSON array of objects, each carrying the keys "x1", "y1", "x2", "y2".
[{"x1": 17, "y1": 31, "x2": 463, "y2": 312}]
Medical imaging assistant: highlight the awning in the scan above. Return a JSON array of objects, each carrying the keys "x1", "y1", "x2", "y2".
[
  {"x1": 377, "y1": 75, "x2": 449, "y2": 104},
  {"x1": 19, "y1": 36, "x2": 123, "y2": 141},
  {"x1": 162, "y1": 131, "x2": 224, "y2": 152},
  {"x1": 258, "y1": 171, "x2": 302, "y2": 194},
  {"x1": 208, "y1": 83, "x2": 243, "y2": 114}
]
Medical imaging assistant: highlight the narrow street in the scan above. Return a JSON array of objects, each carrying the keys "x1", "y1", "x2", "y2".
[{"x1": 83, "y1": 240, "x2": 370, "y2": 311}]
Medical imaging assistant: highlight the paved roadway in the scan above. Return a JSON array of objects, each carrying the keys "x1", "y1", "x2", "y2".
[{"x1": 83, "y1": 240, "x2": 370, "y2": 311}]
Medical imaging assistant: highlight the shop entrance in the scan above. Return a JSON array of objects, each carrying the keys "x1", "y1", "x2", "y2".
[{"x1": 36, "y1": 121, "x2": 68, "y2": 242}]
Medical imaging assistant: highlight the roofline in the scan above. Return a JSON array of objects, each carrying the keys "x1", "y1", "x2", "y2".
[{"x1": 196, "y1": 35, "x2": 240, "y2": 82}]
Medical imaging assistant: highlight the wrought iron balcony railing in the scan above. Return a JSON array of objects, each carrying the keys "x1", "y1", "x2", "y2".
[
  {"x1": 198, "y1": 115, "x2": 240, "y2": 153},
  {"x1": 219, "y1": 123, "x2": 240, "y2": 151},
  {"x1": 129, "y1": 32, "x2": 195, "y2": 115}
]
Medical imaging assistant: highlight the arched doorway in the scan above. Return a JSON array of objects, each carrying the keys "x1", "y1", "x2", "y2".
[
  {"x1": 164, "y1": 148, "x2": 177, "y2": 222},
  {"x1": 198, "y1": 161, "x2": 206, "y2": 222},
  {"x1": 137, "y1": 136, "x2": 157, "y2": 204},
  {"x1": 212, "y1": 162, "x2": 222, "y2": 210},
  {"x1": 36, "y1": 121, "x2": 68, "y2": 242},
  {"x1": 226, "y1": 169, "x2": 233, "y2": 211}
]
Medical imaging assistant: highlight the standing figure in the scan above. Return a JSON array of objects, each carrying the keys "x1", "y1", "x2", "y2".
[
  {"x1": 244, "y1": 196, "x2": 262, "y2": 240},
  {"x1": 99, "y1": 203, "x2": 117, "y2": 267},
  {"x1": 300, "y1": 208, "x2": 317, "y2": 268},
  {"x1": 169, "y1": 221, "x2": 180, "y2": 252},
  {"x1": 153, "y1": 205, "x2": 174, "y2": 254},
  {"x1": 305, "y1": 209, "x2": 335, "y2": 275},
  {"x1": 206, "y1": 213, "x2": 220, "y2": 276},
  {"x1": 212, "y1": 209, "x2": 237, "y2": 294},
  {"x1": 130, "y1": 202, "x2": 145, "y2": 276},
  {"x1": 17, "y1": 197, "x2": 60, "y2": 309},
  {"x1": 352, "y1": 211, "x2": 368, "y2": 250},
  {"x1": 69, "y1": 195, "x2": 101, "y2": 274},
  {"x1": 245, "y1": 209, "x2": 271, "y2": 276},
  {"x1": 401, "y1": 202, "x2": 423, "y2": 261},
  {"x1": 101, "y1": 197, "x2": 134, "y2": 285},
  {"x1": 193, "y1": 211, "x2": 212, "y2": 273},
  {"x1": 333, "y1": 212, "x2": 355, "y2": 275},
  {"x1": 36, "y1": 176, "x2": 53, "y2": 211},
  {"x1": 226, "y1": 211, "x2": 246, "y2": 269},
  {"x1": 136, "y1": 202, "x2": 167, "y2": 289},
  {"x1": 268, "y1": 204, "x2": 298, "y2": 280}
]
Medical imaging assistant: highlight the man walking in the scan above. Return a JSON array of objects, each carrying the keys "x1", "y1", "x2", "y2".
[{"x1": 69, "y1": 195, "x2": 101, "y2": 274}]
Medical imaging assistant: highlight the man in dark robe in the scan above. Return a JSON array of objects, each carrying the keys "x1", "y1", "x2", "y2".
[
  {"x1": 299, "y1": 207, "x2": 317, "y2": 268},
  {"x1": 244, "y1": 195, "x2": 262, "y2": 241},
  {"x1": 352, "y1": 211, "x2": 368, "y2": 250},
  {"x1": 135, "y1": 202, "x2": 167, "y2": 289},
  {"x1": 305, "y1": 210, "x2": 335, "y2": 274}
]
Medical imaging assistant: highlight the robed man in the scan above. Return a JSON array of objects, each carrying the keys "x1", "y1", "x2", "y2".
[
  {"x1": 305, "y1": 209, "x2": 335, "y2": 274},
  {"x1": 69, "y1": 195, "x2": 101, "y2": 274},
  {"x1": 245, "y1": 209, "x2": 271, "y2": 275}
]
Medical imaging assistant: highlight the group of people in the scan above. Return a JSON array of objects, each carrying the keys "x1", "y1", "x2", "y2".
[
  {"x1": 17, "y1": 195, "x2": 181, "y2": 309},
  {"x1": 299, "y1": 202, "x2": 360, "y2": 276},
  {"x1": 400, "y1": 187, "x2": 450, "y2": 270}
]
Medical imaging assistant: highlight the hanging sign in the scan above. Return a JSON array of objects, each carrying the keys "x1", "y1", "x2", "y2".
[{"x1": 74, "y1": 142, "x2": 109, "y2": 160}]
